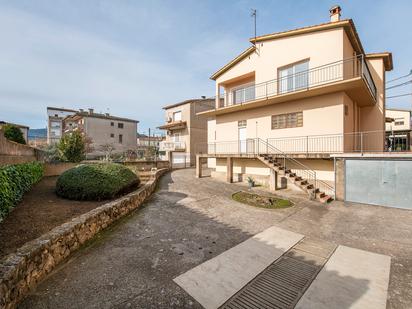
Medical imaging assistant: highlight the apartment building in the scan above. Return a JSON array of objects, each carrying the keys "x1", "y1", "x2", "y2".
[
  {"x1": 63, "y1": 109, "x2": 138, "y2": 157},
  {"x1": 158, "y1": 98, "x2": 214, "y2": 168},
  {"x1": 196, "y1": 6, "x2": 392, "y2": 202},
  {"x1": 136, "y1": 133, "x2": 165, "y2": 159},
  {"x1": 47, "y1": 107, "x2": 77, "y2": 144},
  {"x1": 385, "y1": 108, "x2": 412, "y2": 151},
  {"x1": 0, "y1": 121, "x2": 29, "y2": 143}
]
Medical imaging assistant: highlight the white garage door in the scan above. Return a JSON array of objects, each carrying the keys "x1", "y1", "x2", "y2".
[
  {"x1": 172, "y1": 153, "x2": 190, "y2": 169},
  {"x1": 345, "y1": 159, "x2": 412, "y2": 209}
]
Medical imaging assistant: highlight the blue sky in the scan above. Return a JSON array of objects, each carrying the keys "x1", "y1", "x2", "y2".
[{"x1": 0, "y1": 0, "x2": 411, "y2": 134}]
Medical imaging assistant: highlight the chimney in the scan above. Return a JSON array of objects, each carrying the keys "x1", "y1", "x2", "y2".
[
  {"x1": 88, "y1": 108, "x2": 94, "y2": 114},
  {"x1": 329, "y1": 5, "x2": 341, "y2": 22}
]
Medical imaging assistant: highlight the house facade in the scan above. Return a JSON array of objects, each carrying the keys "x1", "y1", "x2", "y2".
[
  {"x1": 385, "y1": 108, "x2": 412, "y2": 151},
  {"x1": 63, "y1": 109, "x2": 138, "y2": 157},
  {"x1": 158, "y1": 98, "x2": 214, "y2": 168},
  {"x1": 197, "y1": 6, "x2": 393, "y2": 202},
  {"x1": 47, "y1": 107, "x2": 77, "y2": 144}
]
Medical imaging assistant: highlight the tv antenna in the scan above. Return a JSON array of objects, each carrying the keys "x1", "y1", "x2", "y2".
[{"x1": 251, "y1": 9, "x2": 257, "y2": 45}]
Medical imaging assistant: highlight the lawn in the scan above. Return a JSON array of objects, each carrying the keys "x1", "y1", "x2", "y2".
[{"x1": 232, "y1": 191, "x2": 293, "y2": 209}]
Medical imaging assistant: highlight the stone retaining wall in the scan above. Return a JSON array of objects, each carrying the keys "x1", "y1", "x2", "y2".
[{"x1": 0, "y1": 168, "x2": 169, "y2": 309}]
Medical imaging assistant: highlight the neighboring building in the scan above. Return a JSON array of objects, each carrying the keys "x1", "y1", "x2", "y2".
[
  {"x1": 0, "y1": 121, "x2": 29, "y2": 143},
  {"x1": 385, "y1": 109, "x2": 412, "y2": 151},
  {"x1": 63, "y1": 108, "x2": 138, "y2": 157},
  {"x1": 136, "y1": 133, "x2": 165, "y2": 159},
  {"x1": 47, "y1": 107, "x2": 77, "y2": 144},
  {"x1": 196, "y1": 6, "x2": 392, "y2": 202},
  {"x1": 158, "y1": 98, "x2": 214, "y2": 168}
]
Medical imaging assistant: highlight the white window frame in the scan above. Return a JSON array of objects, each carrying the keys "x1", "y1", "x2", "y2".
[
  {"x1": 173, "y1": 111, "x2": 182, "y2": 122},
  {"x1": 278, "y1": 60, "x2": 309, "y2": 94}
]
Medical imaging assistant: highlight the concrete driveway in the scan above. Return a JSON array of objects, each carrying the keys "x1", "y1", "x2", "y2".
[{"x1": 20, "y1": 169, "x2": 412, "y2": 309}]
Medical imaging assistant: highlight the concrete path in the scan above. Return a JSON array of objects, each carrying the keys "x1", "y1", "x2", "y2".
[
  {"x1": 174, "y1": 226, "x2": 303, "y2": 309},
  {"x1": 19, "y1": 169, "x2": 412, "y2": 308},
  {"x1": 296, "y1": 245, "x2": 391, "y2": 309}
]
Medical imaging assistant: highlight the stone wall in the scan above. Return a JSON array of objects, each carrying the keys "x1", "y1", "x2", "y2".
[
  {"x1": 0, "y1": 131, "x2": 38, "y2": 166},
  {"x1": 0, "y1": 168, "x2": 169, "y2": 309},
  {"x1": 43, "y1": 162, "x2": 78, "y2": 176}
]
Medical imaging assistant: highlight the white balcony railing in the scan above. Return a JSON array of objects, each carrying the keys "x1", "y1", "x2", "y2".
[
  {"x1": 159, "y1": 141, "x2": 186, "y2": 151},
  {"x1": 219, "y1": 55, "x2": 377, "y2": 108}
]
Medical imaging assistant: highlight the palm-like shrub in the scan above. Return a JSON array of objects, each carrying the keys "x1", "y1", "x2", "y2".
[
  {"x1": 56, "y1": 163, "x2": 140, "y2": 201},
  {"x1": 58, "y1": 131, "x2": 86, "y2": 163}
]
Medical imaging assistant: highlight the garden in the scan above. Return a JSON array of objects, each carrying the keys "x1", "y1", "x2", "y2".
[{"x1": 0, "y1": 129, "x2": 142, "y2": 259}]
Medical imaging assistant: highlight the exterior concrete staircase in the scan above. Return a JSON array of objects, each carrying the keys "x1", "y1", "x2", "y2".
[{"x1": 258, "y1": 154, "x2": 333, "y2": 204}]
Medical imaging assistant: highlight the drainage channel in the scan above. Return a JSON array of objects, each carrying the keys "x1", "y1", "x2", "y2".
[{"x1": 220, "y1": 237, "x2": 337, "y2": 309}]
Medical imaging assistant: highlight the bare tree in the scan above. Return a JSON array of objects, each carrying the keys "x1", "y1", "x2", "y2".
[{"x1": 100, "y1": 143, "x2": 116, "y2": 162}]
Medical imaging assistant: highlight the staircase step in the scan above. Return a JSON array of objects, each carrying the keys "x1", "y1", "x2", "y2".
[
  {"x1": 316, "y1": 191, "x2": 326, "y2": 199},
  {"x1": 320, "y1": 195, "x2": 333, "y2": 203}
]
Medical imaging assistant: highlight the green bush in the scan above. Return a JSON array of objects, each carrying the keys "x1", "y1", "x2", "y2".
[
  {"x1": 3, "y1": 124, "x2": 26, "y2": 144},
  {"x1": 0, "y1": 162, "x2": 43, "y2": 221},
  {"x1": 58, "y1": 131, "x2": 86, "y2": 163},
  {"x1": 56, "y1": 163, "x2": 140, "y2": 201}
]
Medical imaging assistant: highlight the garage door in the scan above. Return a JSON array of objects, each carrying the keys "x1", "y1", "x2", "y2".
[
  {"x1": 172, "y1": 153, "x2": 190, "y2": 169},
  {"x1": 345, "y1": 159, "x2": 412, "y2": 209}
]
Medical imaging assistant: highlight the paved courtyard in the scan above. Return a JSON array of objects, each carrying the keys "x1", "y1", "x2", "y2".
[{"x1": 20, "y1": 169, "x2": 412, "y2": 308}]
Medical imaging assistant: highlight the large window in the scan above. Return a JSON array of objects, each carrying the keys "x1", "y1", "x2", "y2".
[
  {"x1": 232, "y1": 83, "x2": 255, "y2": 105},
  {"x1": 279, "y1": 60, "x2": 309, "y2": 94},
  {"x1": 118, "y1": 123, "x2": 124, "y2": 129},
  {"x1": 271, "y1": 112, "x2": 303, "y2": 130},
  {"x1": 173, "y1": 111, "x2": 182, "y2": 121}
]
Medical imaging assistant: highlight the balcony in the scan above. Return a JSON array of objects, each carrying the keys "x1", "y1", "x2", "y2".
[
  {"x1": 200, "y1": 55, "x2": 377, "y2": 116},
  {"x1": 159, "y1": 141, "x2": 186, "y2": 151},
  {"x1": 158, "y1": 120, "x2": 187, "y2": 131}
]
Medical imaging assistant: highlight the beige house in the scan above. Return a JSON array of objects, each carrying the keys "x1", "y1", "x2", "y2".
[
  {"x1": 158, "y1": 98, "x2": 214, "y2": 168},
  {"x1": 197, "y1": 6, "x2": 393, "y2": 202},
  {"x1": 385, "y1": 108, "x2": 412, "y2": 151},
  {"x1": 63, "y1": 109, "x2": 138, "y2": 157}
]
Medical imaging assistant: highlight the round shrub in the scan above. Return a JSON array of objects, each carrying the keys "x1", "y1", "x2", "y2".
[{"x1": 56, "y1": 163, "x2": 140, "y2": 201}]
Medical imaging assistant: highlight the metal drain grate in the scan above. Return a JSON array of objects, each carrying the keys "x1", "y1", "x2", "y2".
[{"x1": 220, "y1": 238, "x2": 336, "y2": 309}]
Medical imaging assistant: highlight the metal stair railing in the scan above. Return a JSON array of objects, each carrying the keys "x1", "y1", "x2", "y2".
[{"x1": 254, "y1": 138, "x2": 334, "y2": 198}]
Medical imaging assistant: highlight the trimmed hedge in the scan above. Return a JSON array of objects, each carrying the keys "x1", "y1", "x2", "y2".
[
  {"x1": 0, "y1": 162, "x2": 44, "y2": 221},
  {"x1": 56, "y1": 163, "x2": 140, "y2": 201}
]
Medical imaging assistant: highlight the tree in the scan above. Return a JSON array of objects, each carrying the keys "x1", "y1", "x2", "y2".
[
  {"x1": 3, "y1": 125, "x2": 26, "y2": 144},
  {"x1": 58, "y1": 131, "x2": 86, "y2": 162},
  {"x1": 99, "y1": 143, "x2": 115, "y2": 162}
]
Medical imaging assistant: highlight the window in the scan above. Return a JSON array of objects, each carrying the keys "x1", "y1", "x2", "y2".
[
  {"x1": 395, "y1": 121, "x2": 404, "y2": 126},
  {"x1": 173, "y1": 133, "x2": 180, "y2": 142},
  {"x1": 231, "y1": 83, "x2": 255, "y2": 104},
  {"x1": 119, "y1": 134, "x2": 123, "y2": 143},
  {"x1": 345, "y1": 105, "x2": 349, "y2": 116},
  {"x1": 271, "y1": 112, "x2": 303, "y2": 130},
  {"x1": 173, "y1": 111, "x2": 182, "y2": 121},
  {"x1": 111, "y1": 122, "x2": 114, "y2": 126},
  {"x1": 110, "y1": 133, "x2": 114, "y2": 138},
  {"x1": 278, "y1": 60, "x2": 309, "y2": 94},
  {"x1": 118, "y1": 123, "x2": 124, "y2": 129},
  {"x1": 238, "y1": 120, "x2": 247, "y2": 128}
]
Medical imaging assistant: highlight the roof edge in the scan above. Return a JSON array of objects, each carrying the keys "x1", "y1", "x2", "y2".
[
  {"x1": 365, "y1": 52, "x2": 393, "y2": 71},
  {"x1": 210, "y1": 46, "x2": 256, "y2": 81}
]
